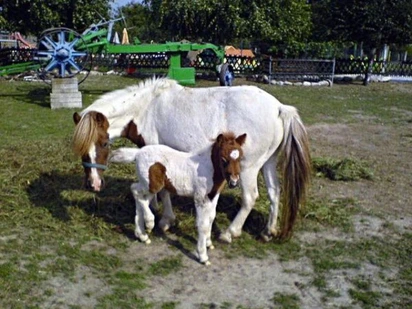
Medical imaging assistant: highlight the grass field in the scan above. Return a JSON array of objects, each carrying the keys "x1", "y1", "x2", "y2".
[{"x1": 1, "y1": 75, "x2": 411, "y2": 308}]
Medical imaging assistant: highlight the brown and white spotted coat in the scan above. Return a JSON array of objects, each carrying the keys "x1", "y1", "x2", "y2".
[{"x1": 110, "y1": 132, "x2": 247, "y2": 264}]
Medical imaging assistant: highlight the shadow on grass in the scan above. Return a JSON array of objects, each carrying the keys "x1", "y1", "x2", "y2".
[
  {"x1": 27, "y1": 170, "x2": 268, "y2": 256},
  {"x1": 26, "y1": 169, "x2": 136, "y2": 233},
  {"x1": 0, "y1": 87, "x2": 50, "y2": 108}
]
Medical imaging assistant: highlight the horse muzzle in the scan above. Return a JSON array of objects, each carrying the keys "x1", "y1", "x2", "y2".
[
  {"x1": 227, "y1": 176, "x2": 240, "y2": 189},
  {"x1": 82, "y1": 162, "x2": 108, "y2": 192},
  {"x1": 85, "y1": 177, "x2": 105, "y2": 192}
]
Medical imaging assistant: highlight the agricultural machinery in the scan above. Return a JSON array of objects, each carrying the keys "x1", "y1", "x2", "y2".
[{"x1": 0, "y1": 17, "x2": 234, "y2": 86}]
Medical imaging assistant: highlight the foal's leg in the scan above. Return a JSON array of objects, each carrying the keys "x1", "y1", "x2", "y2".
[
  {"x1": 140, "y1": 193, "x2": 156, "y2": 233},
  {"x1": 131, "y1": 183, "x2": 151, "y2": 244},
  {"x1": 206, "y1": 196, "x2": 220, "y2": 250},
  {"x1": 195, "y1": 200, "x2": 214, "y2": 265},
  {"x1": 220, "y1": 168, "x2": 260, "y2": 243},
  {"x1": 158, "y1": 190, "x2": 176, "y2": 232},
  {"x1": 261, "y1": 154, "x2": 281, "y2": 241}
]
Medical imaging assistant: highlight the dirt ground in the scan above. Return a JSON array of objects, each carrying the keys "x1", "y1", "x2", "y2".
[
  {"x1": 42, "y1": 119, "x2": 412, "y2": 308},
  {"x1": 142, "y1": 121, "x2": 411, "y2": 308}
]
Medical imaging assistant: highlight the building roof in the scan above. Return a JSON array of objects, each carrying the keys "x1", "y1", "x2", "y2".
[{"x1": 225, "y1": 46, "x2": 255, "y2": 57}]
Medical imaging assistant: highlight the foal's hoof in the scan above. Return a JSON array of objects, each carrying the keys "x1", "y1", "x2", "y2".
[
  {"x1": 199, "y1": 257, "x2": 211, "y2": 266},
  {"x1": 208, "y1": 244, "x2": 215, "y2": 250},
  {"x1": 138, "y1": 234, "x2": 151, "y2": 244},
  {"x1": 219, "y1": 231, "x2": 232, "y2": 243}
]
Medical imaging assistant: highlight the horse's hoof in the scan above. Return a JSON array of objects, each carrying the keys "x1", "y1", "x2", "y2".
[
  {"x1": 199, "y1": 257, "x2": 210, "y2": 265},
  {"x1": 230, "y1": 229, "x2": 242, "y2": 238},
  {"x1": 159, "y1": 218, "x2": 175, "y2": 232},
  {"x1": 219, "y1": 231, "x2": 232, "y2": 243},
  {"x1": 208, "y1": 244, "x2": 215, "y2": 250},
  {"x1": 139, "y1": 234, "x2": 151, "y2": 244},
  {"x1": 260, "y1": 232, "x2": 273, "y2": 242},
  {"x1": 145, "y1": 221, "x2": 155, "y2": 232}
]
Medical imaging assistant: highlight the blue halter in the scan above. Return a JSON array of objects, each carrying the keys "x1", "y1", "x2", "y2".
[{"x1": 82, "y1": 162, "x2": 108, "y2": 170}]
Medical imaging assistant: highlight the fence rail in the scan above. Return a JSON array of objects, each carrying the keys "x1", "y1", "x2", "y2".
[
  {"x1": 258, "y1": 57, "x2": 335, "y2": 83},
  {"x1": 334, "y1": 59, "x2": 412, "y2": 76},
  {"x1": 3, "y1": 47, "x2": 412, "y2": 79}
]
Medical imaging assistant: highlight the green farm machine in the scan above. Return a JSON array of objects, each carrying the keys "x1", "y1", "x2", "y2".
[{"x1": 0, "y1": 17, "x2": 234, "y2": 86}]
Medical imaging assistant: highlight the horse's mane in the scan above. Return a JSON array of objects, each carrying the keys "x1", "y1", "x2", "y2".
[
  {"x1": 82, "y1": 77, "x2": 180, "y2": 118},
  {"x1": 72, "y1": 113, "x2": 99, "y2": 156}
]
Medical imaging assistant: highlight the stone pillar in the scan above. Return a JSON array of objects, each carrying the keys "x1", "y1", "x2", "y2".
[{"x1": 50, "y1": 77, "x2": 82, "y2": 109}]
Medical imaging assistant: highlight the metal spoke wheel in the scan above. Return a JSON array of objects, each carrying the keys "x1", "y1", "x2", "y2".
[
  {"x1": 219, "y1": 63, "x2": 234, "y2": 86},
  {"x1": 35, "y1": 27, "x2": 92, "y2": 84}
]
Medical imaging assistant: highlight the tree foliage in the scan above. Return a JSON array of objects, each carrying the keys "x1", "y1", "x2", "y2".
[
  {"x1": 312, "y1": 0, "x2": 412, "y2": 84},
  {"x1": 0, "y1": 0, "x2": 112, "y2": 36},
  {"x1": 246, "y1": 0, "x2": 312, "y2": 55},
  {"x1": 312, "y1": 0, "x2": 412, "y2": 51},
  {"x1": 113, "y1": 0, "x2": 165, "y2": 43},
  {"x1": 1, "y1": 0, "x2": 412, "y2": 61},
  {"x1": 157, "y1": 0, "x2": 312, "y2": 54}
]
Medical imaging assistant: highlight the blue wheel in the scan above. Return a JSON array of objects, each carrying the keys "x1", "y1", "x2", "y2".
[
  {"x1": 36, "y1": 28, "x2": 91, "y2": 84},
  {"x1": 219, "y1": 63, "x2": 234, "y2": 86}
]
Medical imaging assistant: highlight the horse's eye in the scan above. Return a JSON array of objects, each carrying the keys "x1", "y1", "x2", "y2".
[
  {"x1": 102, "y1": 142, "x2": 109, "y2": 148},
  {"x1": 222, "y1": 158, "x2": 229, "y2": 167}
]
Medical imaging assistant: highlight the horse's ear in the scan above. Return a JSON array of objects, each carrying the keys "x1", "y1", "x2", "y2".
[
  {"x1": 236, "y1": 133, "x2": 247, "y2": 146},
  {"x1": 94, "y1": 112, "x2": 109, "y2": 129},
  {"x1": 73, "y1": 112, "x2": 81, "y2": 125},
  {"x1": 216, "y1": 133, "x2": 224, "y2": 145}
]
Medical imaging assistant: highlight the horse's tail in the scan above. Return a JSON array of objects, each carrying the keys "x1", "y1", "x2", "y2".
[
  {"x1": 278, "y1": 105, "x2": 311, "y2": 239},
  {"x1": 110, "y1": 148, "x2": 140, "y2": 164}
]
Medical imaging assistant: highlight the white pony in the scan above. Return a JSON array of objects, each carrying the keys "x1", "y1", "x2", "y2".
[
  {"x1": 72, "y1": 77, "x2": 311, "y2": 242},
  {"x1": 110, "y1": 132, "x2": 247, "y2": 264}
]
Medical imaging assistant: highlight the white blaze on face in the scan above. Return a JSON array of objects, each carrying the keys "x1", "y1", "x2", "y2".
[
  {"x1": 230, "y1": 150, "x2": 240, "y2": 160},
  {"x1": 89, "y1": 144, "x2": 102, "y2": 191}
]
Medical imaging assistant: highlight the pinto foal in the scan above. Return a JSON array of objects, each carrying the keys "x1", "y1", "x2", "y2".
[{"x1": 110, "y1": 132, "x2": 247, "y2": 264}]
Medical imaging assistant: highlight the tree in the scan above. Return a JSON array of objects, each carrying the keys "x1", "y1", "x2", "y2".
[
  {"x1": 0, "y1": 0, "x2": 112, "y2": 36},
  {"x1": 156, "y1": 0, "x2": 312, "y2": 54},
  {"x1": 245, "y1": 0, "x2": 312, "y2": 56},
  {"x1": 113, "y1": 0, "x2": 166, "y2": 43},
  {"x1": 312, "y1": 0, "x2": 412, "y2": 85},
  {"x1": 157, "y1": 0, "x2": 245, "y2": 44}
]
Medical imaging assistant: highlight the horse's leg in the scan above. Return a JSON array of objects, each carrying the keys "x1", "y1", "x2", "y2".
[
  {"x1": 261, "y1": 154, "x2": 281, "y2": 241},
  {"x1": 220, "y1": 168, "x2": 260, "y2": 243},
  {"x1": 206, "y1": 196, "x2": 219, "y2": 250},
  {"x1": 140, "y1": 193, "x2": 156, "y2": 233},
  {"x1": 195, "y1": 200, "x2": 213, "y2": 265},
  {"x1": 150, "y1": 194, "x2": 159, "y2": 210},
  {"x1": 158, "y1": 190, "x2": 176, "y2": 232},
  {"x1": 130, "y1": 183, "x2": 151, "y2": 244}
]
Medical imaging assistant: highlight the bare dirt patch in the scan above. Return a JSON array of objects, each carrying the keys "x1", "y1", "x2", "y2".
[{"x1": 308, "y1": 122, "x2": 412, "y2": 217}]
